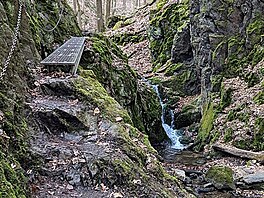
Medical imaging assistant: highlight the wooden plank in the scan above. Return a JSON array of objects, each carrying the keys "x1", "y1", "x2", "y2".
[{"x1": 40, "y1": 37, "x2": 86, "y2": 74}]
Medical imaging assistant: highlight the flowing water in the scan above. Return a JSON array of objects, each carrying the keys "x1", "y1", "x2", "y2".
[{"x1": 150, "y1": 84, "x2": 185, "y2": 150}]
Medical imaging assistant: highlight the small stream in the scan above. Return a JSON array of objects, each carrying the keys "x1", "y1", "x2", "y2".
[{"x1": 147, "y1": 81, "x2": 185, "y2": 150}]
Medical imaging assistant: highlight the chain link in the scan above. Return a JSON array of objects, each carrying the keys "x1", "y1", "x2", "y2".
[{"x1": 0, "y1": 0, "x2": 23, "y2": 82}]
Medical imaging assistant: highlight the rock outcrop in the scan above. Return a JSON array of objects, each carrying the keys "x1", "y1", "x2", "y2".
[
  {"x1": 80, "y1": 34, "x2": 167, "y2": 144},
  {"x1": 148, "y1": 0, "x2": 264, "y2": 150}
]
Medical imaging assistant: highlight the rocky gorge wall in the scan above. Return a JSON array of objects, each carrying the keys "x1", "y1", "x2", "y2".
[
  {"x1": 0, "y1": 0, "x2": 40, "y2": 196},
  {"x1": 148, "y1": 0, "x2": 264, "y2": 150}
]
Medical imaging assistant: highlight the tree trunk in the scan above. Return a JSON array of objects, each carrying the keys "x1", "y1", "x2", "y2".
[
  {"x1": 105, "y1": 0, "x2": 111, "y2": 23},
  {"x1": 73, "y1": 0, "x2": 77, "y2": 13},
  {"x1": 96, "y1": 0, "x2": 104, "y2": 32},
  {"x1": 213, "y1": 143, "x2": 264, "y2": 162},
  {"x1": 77, "y1": 0, "x2": 82, "y2": 29},
  {"x1": 111, "y1": 0, "x2": 116, "y2": 15},
  {"x1": 134, "y1": 0, "x2": 139, "y2": 9}
]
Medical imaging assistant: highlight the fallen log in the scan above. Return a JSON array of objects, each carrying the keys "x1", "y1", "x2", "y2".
[{"x1": 212, "y1": 143, "x2": 264, "y2": 162}]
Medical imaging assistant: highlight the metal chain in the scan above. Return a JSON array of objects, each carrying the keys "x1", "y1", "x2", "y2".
[{"x1": 0, "y1": 0, "x2": 23, "y2": 82}]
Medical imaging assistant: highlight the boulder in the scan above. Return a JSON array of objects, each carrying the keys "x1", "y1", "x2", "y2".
[
  {"x1": 243, "y1": 172, "x2": 264, "y2": 184},
  {"x1": 205, "y1": 166, "x2": 235, "y2": 190}
]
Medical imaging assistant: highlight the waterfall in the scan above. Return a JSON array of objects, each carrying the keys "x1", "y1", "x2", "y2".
[{"x1": 151, "y1": 84, "x2": 185, "y2": 150}]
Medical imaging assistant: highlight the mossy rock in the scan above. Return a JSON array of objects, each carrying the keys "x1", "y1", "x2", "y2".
[
  {"x1": 111, "y1": 32, "x2": 147, "y2": 45},
  {"x1": 174, "y1": 103, "x2": 201, "y2": 129},
  {"x1": 0, "y1": 153, "x2": 28, "y2": 198},
  {"x1": 219, "y1": 85, "x2": 233, "y2": 111},
  {"x1": 24, "y1": 0, "x2": 81, "y2": 57},
  {"x1": 161, "y1": 69, "x2": 199, "y2": 96},
  {"x1": 233, "y1": 117, "x2": 264, "y2": 151},
  {"x1": 195, "y1": 102, "x2": 215, "y2": 151},
  {"x1": 205, "y1": 166, "x2": 235, "y2": 190},
  {"x1": 149, "y1": 1, "x2": 190, "y2": 68},
  {"x1": 80, "y1": 35, "x2": 166, "y2": 144}
]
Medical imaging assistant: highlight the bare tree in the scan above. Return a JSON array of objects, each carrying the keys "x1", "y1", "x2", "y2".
[
  {"x1": 73, "y1": 0, "x2": 77, "y2": 13},
  {"x1": 112, "y1": 0, "x2": 116, "y2": 15},
  {"x1": 134, "y1": 0, "x2": 139, "y2": 9},
  {"x1": 105, "y1": 0, "x2": 111, "y2": 22},
  {"x1": 77, "y1": 0, "x2": 82, "y2": 29},
  {"x1": 96, "y1": 0, "x2": 104, "y2": 32},
  {"x1": 73, "y1": 0, "x2": 82, "y2": 29}
]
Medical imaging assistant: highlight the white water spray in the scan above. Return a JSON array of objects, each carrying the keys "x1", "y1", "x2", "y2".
[{"x1": 151, "y1": 84, "x2": 185, "y2": 150}]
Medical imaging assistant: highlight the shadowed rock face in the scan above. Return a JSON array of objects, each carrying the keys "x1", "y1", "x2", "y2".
[
  {"x1": 189, "y1": 0, "x2": 264, "y2": 103},
  {"x1": 80, "y1": 35, "x2": 167, "y2": 144},
  {"x1": 0, "y1": 0, "x2": 41, "y2": 196}
]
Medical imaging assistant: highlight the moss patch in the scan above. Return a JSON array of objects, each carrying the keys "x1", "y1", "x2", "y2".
[
  {"x1": 149, "y1": 0, "x2": 189, "y2": 68},
  {"x1": 74, "y1": 70, "x2": 132, "y2": 124},
  {"x1": 205, "y1": 166, "x2": 235, "y2": 190},
  {"x1": 195, "y1": 103, "x2": 215, "y2": 150}
]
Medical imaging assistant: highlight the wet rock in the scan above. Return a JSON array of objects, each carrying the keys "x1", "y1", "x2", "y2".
[
  {"x1": 205, "y1": 166, "x2": 235, "y2": 190},
  {"x1": 242, "y1": 172, "x2": 264, "y2": 184}
]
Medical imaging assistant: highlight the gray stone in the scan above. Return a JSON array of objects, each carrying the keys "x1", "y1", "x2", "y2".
[
  {"x1": 174, "y1": 169, "x2": 186, "y2": 181},
  {"x1": 243, "y1": 172, "x2": 264, "y2": 184}
]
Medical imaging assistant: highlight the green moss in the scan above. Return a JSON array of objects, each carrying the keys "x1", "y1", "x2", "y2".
[
  {"x1": 224, "y1": 128, "x2": 233, "y2": 143},
  {"x1": 164, "y1": 63, "x2": 183, "y2": 76},
  {"x1": 233, "y1": 117, "x2": 264, "y2": 151},
  {"x1": 148, "y1": 76, "x2": 162, "y2": 84},
  {"x1": 254, "y1": 91, "x2": 264, "y2": 105},
  {"x1": 161, "y1": 70, "x2": 193, "y2": 96},
  {"x1": 25, "y1": 0, "x2": 81, "y2": 54},
  {"x1": 224, "y1": 16, "x2": 264, "y2": 77},
  {"x1": 113, "y1": 21, "x2": 123, "y2": 30},
  {"x1": 253, "y1": 117, "x2": 264, "y2": 151},
  {"x1": 244, "y1": 72, "x2": 261, "y2": 87},
  {"x1": 196, "y1": 103, "x2": 215, "y2": 150},
  {"x1": 205, "y1": 166, "x2": 235, "y2": 190},
  {"x1": 0, "y1": 152, "x2": 27, "y2": 198},
  {"x1": 74, "y1": 70, "x2": 132, "y2": 124},
  {"x1": 149, "y1": 1, "x2": 189, "y2": 68},
  {"x1": 111, "y1": 32, "x2": 146, "y2": 45},
  {"x1": 219, "y1": 86, "x2": 233, "y2": 111}
]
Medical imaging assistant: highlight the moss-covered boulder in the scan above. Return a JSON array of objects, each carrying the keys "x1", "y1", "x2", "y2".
[
  {"x1": 80, "y1": 35, "x2": 167, "y2": 144},
  {"x1": 205, "y1": 166, "x2": 235, "y2": 190},
  {"x1": 0, "y1": 0, "x2": 42, "y2": 196},
  {"x1": 28, "y1": 70, "x2": 193, "y2": 197}
]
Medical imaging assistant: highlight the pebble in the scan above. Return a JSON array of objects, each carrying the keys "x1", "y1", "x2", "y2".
[{"x1": 66, "y1": 184, "x2": 74, "y2": 190}]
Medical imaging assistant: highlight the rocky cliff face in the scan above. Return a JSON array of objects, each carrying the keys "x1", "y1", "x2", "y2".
[
  {"x1": 190, "y1": 0, "x2": 264, "y2": 104},
  {"x1": 0, "y1": 0, "x2": 40, "y2": 196},
  {"x1": 149, "y1": 0, "x2": 264, "y2": 150}
]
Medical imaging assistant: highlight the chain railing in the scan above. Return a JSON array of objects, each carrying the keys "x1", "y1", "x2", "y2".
[{"x1": 0, "y1": 0, "x2": 23, "y2": 82}]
